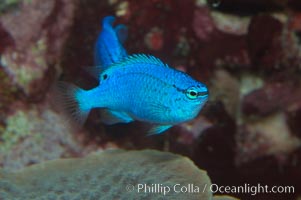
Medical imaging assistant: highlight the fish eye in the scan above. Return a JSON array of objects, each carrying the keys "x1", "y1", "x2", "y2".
[{"x1": 186, "y1": 88, "x2": 198, "y2": 100}]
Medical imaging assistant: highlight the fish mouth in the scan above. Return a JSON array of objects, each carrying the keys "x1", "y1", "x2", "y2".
[{"x1": 197, "y1": 91, "x2": 209, "y2": 97}]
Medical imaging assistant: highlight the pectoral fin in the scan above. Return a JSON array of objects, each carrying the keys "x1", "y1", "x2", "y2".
[
  {"x1": 147, "y1": 125, "x2": 172, "y2": 136},
  {"x1": 146, "y1": 102, "x2": 171, "y2": 121}
]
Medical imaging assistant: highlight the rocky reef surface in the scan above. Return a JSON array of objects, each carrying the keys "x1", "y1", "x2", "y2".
[
  {"x1": 0, "y1": 0, "x2": 301, "y2": 199},
  {"x1": 0, "y1": 149, "x2": 239, "y2": 200}
]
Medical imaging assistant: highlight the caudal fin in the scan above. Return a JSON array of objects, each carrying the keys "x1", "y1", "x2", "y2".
[{"x1": 56, "y1": 82, "x2": 90, "y2": 126}]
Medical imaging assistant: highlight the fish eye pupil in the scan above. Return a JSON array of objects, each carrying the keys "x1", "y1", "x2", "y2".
[
  {"x1": 190, "y1": 91, "x2": 197, "y2": 96},
  {"x1": 103, "y1": 74, "x2": 108, "y2": 80}
]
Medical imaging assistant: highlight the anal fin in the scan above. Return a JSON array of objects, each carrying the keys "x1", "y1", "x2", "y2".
[{"x1": 100, "y1": 109, "x2": 133, "y2": 125}]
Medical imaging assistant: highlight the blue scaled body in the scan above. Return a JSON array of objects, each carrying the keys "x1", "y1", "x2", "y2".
[{"x1": 61, "y1": 16, "x2": 209, "y2": 134}]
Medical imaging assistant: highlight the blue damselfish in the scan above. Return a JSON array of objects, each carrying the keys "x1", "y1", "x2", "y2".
[
  {"x1": 60, "y1": 16, "x2": 209, "y2": 134},
  {"x1": 94, "y1": 16, "x2": 128, "y2": 69}
]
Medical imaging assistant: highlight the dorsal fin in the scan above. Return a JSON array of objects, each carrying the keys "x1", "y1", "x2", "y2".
[{"x1": 111, "y1": 54, "x2": 169, "y2": 69}]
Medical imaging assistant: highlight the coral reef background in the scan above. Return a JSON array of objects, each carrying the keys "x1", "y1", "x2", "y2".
[{"x1": 0, "y1": 0, "x2": 301, "y2": 199}]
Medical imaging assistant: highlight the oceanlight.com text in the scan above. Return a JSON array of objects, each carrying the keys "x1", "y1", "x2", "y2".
[
  {"x1": 207, "y1": 183, "x2": 294, "y2": 196},
  {"x1": 125, "y1": 183, "x2": 295, "y2": 196}
]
